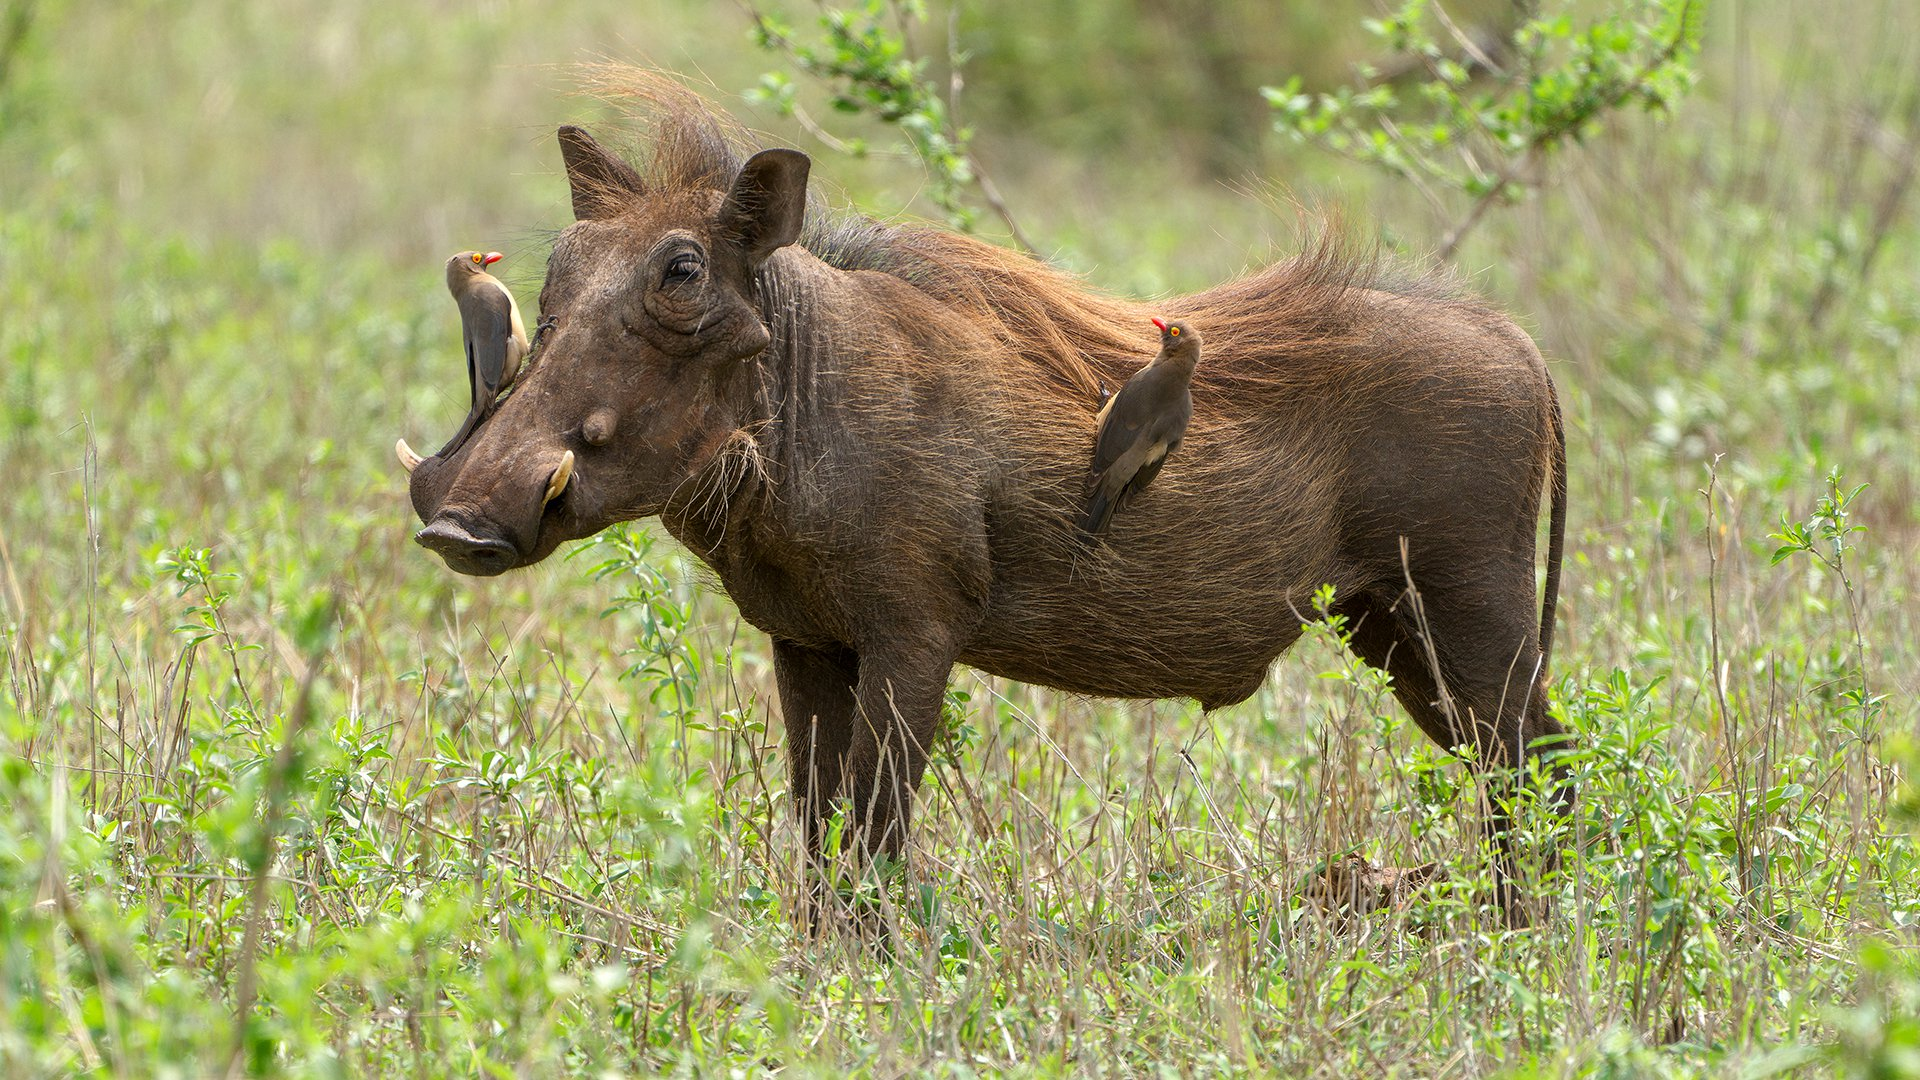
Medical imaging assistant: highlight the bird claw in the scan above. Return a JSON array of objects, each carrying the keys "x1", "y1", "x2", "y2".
[{"x1": 527, "y1": 314, "x2": 560, "y2": 364}]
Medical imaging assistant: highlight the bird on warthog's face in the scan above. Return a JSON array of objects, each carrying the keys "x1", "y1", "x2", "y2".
[
  {"x1": 442, "y1": 249, "x2": 527, "y2": 456},
  {"x1": 394, "y1": 251, "x2": 528, "y2": 473}
]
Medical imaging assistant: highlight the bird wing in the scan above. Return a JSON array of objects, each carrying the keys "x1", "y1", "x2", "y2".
[
  {"x1": 1120, "y1": 442, "x2": 1173, "y2": 503},
  {"x1": 1121, "y1": 387, "x2": 1191, "y2": 491},
  {"x1": 501, "y1": 287, "x2": 529, "y2": 390},
  {"x1": 1090, "y1": 434, "x2": 1160, "y2": 503},
  {"x1": 1100, "y1": 382, "x2": 1193, "y2": 515},
  {"x1": 1088, "y1": 367, "x2": 1169, "y2": 475},
  {"x1": 458, "y1": 278, "x2": 517, "y2": 399},
  {"x1": 1080, "y1": 436, "x2": 1159, "y2": 537}
]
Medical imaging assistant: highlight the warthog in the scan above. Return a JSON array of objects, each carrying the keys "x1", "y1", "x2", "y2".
[{"x1": 405, "y1": 80, "x2": 1568, "y2": 920}]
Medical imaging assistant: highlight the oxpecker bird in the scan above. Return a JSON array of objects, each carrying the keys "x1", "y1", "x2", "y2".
[
  {"x1": 442, "y1": 250, "x2": 528, "y2": 455},
  {"x1": 1078, "y1": 317, "x2": 1201, "y2": 537}
]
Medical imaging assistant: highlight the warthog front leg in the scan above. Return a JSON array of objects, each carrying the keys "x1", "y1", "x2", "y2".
[
  {"x1": 774, "y1": 632, "x2": 952, "y2": 934},
  {"x1": 772, "y1": 638, "x2": 858, "y2": 926},
  {"x1": 843, "y1": 638, "x2": 953, "y2": 869}
]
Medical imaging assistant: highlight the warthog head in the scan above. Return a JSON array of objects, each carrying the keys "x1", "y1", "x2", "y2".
[{"x1": 404, "y1": 125, "x2": 808, "y2": 575}]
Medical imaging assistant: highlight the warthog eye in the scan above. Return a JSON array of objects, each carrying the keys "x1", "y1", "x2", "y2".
[{"x1": 663, "y1": 252, "x2": 703, "y2": 287}]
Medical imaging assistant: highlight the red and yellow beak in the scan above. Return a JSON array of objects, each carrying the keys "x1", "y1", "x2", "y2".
[{"x1": 482, "y1": 251, "x2": 504, "y2": 267}]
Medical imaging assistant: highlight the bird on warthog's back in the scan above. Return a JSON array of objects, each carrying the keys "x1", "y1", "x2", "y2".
[
  {"x1": 1079, "y1": 317, "x2": 1201, "y2": 537},
  {"x1": 441, "y1": 250, "x2": 528, "y2": 456}
]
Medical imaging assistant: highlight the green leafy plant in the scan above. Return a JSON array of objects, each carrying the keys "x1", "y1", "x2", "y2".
[
  {"x1": 1818, "y1": 941, "x2": 1920, "y2": 1078},
  {"x1": 1770, "y1": 466, "x2": 1869, "y2": 575},
  {"x1": 158, "y1": 545, "x2": 262, "y2": 719},
  {"x1": 578, "y1": 524, "x2": 704, "y2": 729},
  {"x1": 741, "y1": 0, "x2": 1033, "y2": 248},
  {"x1": 1770, "y1": 468, "x2": 1880, "y2": 739},
  {"x1": 1263, "y1": 0, "x2": 1703, "y2": 257}
]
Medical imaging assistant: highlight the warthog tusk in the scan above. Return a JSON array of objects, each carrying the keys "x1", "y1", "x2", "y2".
[
  {"x1": 544, "y1": 450, "x2": 574, "y2": 505},
  {"x1": 396, "y1": 438, "x2": 423, "y2": 473}
]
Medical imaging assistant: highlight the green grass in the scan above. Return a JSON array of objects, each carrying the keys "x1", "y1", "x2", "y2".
[{"x1": 2, "y1": 0, "x2": 1918, "y2": 1075}]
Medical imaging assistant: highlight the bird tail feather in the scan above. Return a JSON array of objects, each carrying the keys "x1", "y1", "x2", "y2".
[
  {"x1": 1077, "y1": 489, "x2": 1117, "y2": 538},
  {"x1": 438, "y1": 403, "x2": 486, "y2": 459}
]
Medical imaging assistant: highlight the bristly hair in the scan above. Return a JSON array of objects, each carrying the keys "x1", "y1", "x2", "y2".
[
  {"x1": 573, "y1": 65, "x2": 751, "y2": 195},
  {"x1": 571, "y1": 66, "x2": 1478, "y2": 402}
]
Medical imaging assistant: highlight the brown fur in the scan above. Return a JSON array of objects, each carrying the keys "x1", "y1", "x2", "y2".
[{"x1": 407, "y1": 73, "x2": 1570, "y2": 923}]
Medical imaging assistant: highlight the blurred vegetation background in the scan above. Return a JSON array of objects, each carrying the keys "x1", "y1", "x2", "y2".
[{"x1": 2, "y1": 0, "x2": 1919, "y2": 1075}]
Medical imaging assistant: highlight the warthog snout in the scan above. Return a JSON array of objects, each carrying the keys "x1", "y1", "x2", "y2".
[
  {"x1": 408, "y1": 442, "x2": 583, "y2": 577},
  {"x1": 414, "y1": 516, "x2": 518, "y2": 577}
]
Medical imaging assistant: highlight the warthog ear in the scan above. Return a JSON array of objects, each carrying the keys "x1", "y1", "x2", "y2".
[
  {"x1": 558, "y1": 125, "x2": 646, "y2": 221},
  {"x1": 718, "y1": 148, "x2": 810, "y2": 265}
]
